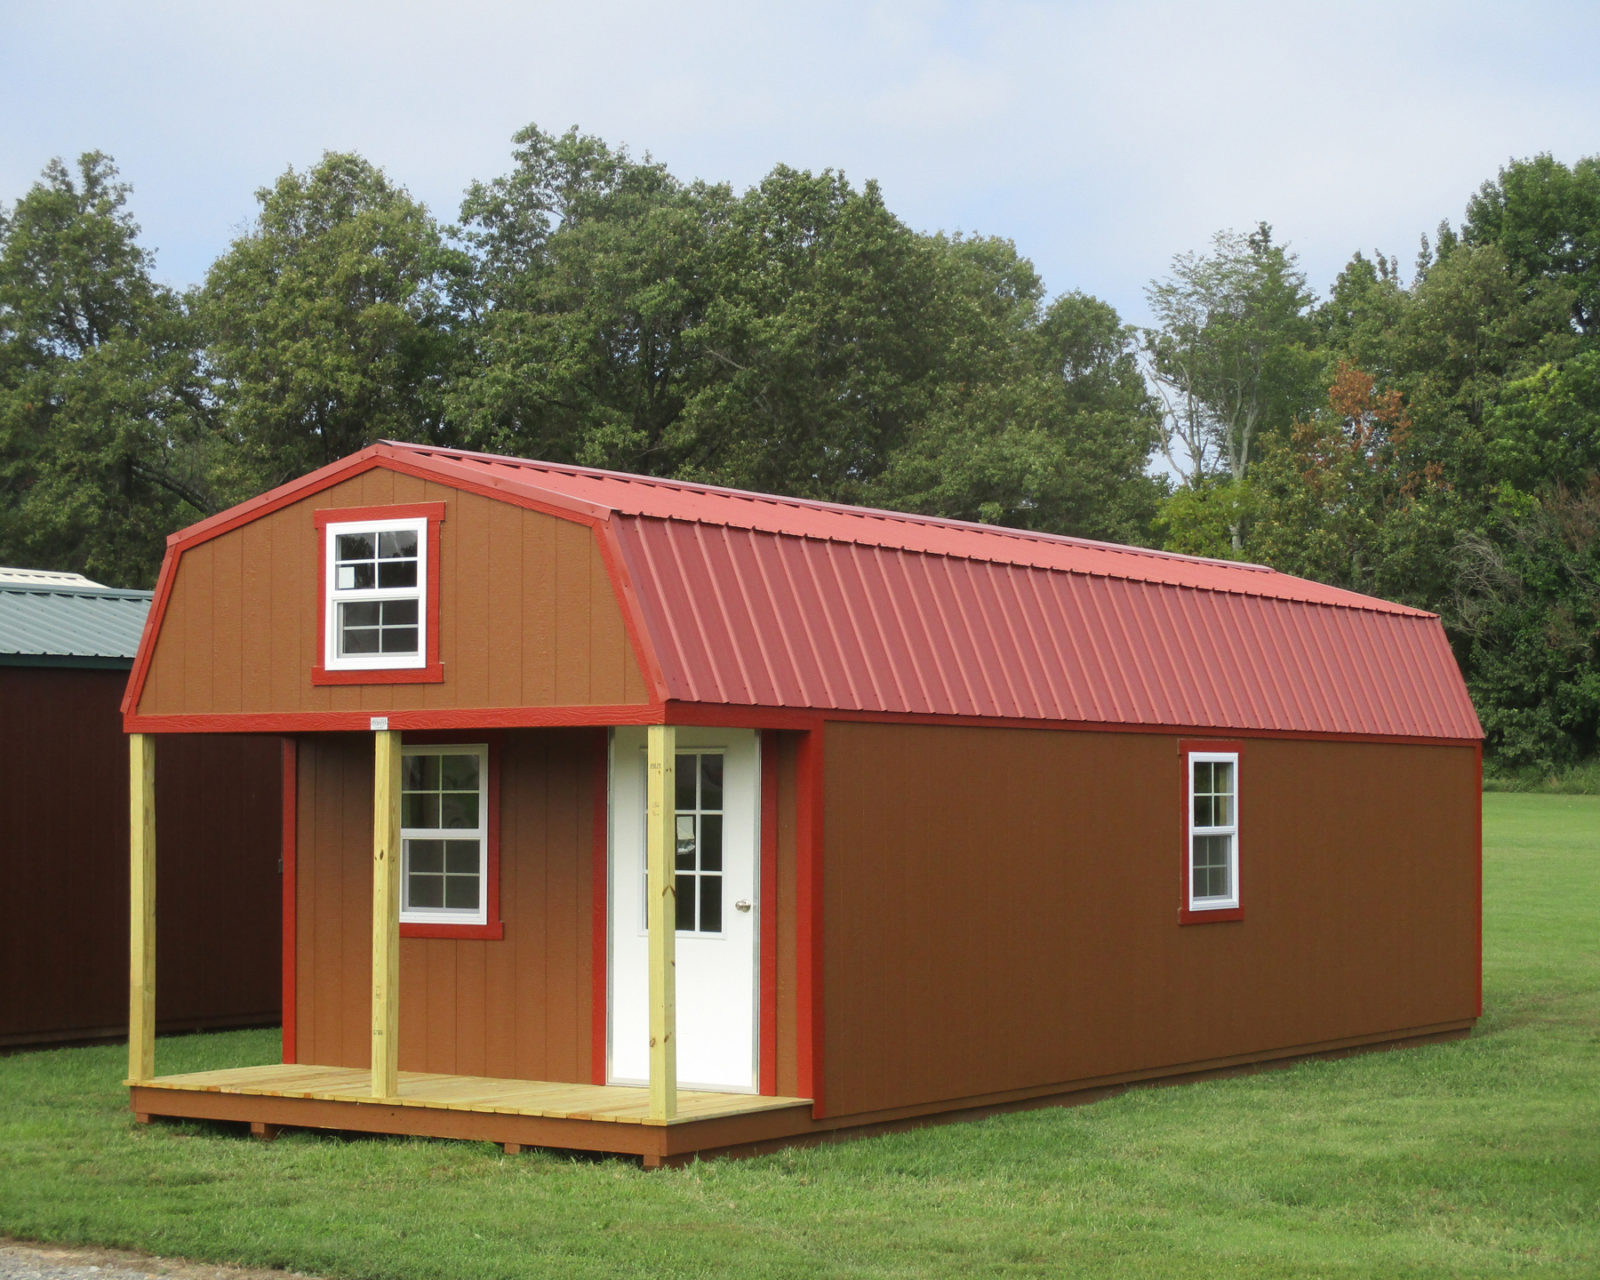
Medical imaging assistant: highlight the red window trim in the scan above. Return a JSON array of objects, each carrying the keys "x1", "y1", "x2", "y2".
[
  {"x1": 397, "y1": 730, "x2": 504, "y2": 941},
  {"x1": 312, "y1": 502, "x2": 446, "y2": 686},
  {"x1": 1178, "y1": 737, "x2": 1244, "y2": 925}
]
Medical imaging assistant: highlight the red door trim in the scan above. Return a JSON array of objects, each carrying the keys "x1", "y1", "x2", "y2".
[{"x1": 280, "y1": 737, "x2": 298, "y2": 1065}]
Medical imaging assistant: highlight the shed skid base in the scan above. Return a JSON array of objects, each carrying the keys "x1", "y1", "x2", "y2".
[{"x1": 127, "y1": 1021, "x2": 1472, "y2": 1164}]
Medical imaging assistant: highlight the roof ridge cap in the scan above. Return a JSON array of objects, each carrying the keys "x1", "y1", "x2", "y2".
[{"x1": 385, "y1": 441, "x2": 1274, "y2": 573}]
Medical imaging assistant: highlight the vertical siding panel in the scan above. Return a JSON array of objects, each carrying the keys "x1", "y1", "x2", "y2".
[
  {"x1": 339, "y1": 737, "x2": 371, "y2": 1069},
  {"x1": 485, "y1": 500, "x2": 525, "y2": 710},
  {"x1": 455, "y1": 938, "x2": 487, "y2": 1076},
  {"x1": 451, "y1": 494, "x2": 491, "y2": 709},
  {"x1": 513, "y1": 735, "x2": 549, "y2": 1078},
  {"x1": 588, "y1": 534, "x2": 631, "y2": 705},
  {"x1": 482, "y1": 734, "x2": 521, "y2": 1077},
  {"x1": 553, "y1": 521, "x2": 594, "y2": 706},
  {"x1": 543, "y1": 741, "x2": 581, "y2": 1080},
  {"x1": 519, "y1": 507, "x2": 557, "y2": 705},
  {"x1": 181, "y1": 542, "x2": 213, "y2": 711},
  {"x1": 238, "y1": 520, "x2": 272, "y2": 713},
  {"x1": 425, "y1": 942, "x2": 457, "y2": 1073}
]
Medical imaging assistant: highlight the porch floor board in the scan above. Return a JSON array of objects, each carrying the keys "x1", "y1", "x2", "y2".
[{"x1": 132, "y1": 1063, "x2": 810, "y2": 1127}]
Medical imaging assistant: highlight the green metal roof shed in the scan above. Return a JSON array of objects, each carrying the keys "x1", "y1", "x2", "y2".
[{"x1": 0, "y1": 569, "x2": 153, "y2": 669}]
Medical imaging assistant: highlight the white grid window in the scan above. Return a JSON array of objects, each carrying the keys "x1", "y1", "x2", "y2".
[
  {"x1": 400, "y1": 744, "x2": 488, "y2": 927},
  {"x1": 323, "y1": 516, "x2": 427, "y2": 671},
  {"x1": 1188, "y1": 752, "x2": 1239, "y2": 911}
]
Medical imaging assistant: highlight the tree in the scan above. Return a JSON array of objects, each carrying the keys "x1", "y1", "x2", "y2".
[
  {"x1": 200, "y1": 152, "x2": 464, "y2": 494},
  {"x1": 1144, "y1": 224, "x2": 1318, "y2": 551},
  {"x1": 1464, "y1": 153, "x2": 1600, "y2": 336},
  {"x1": 0, "y1": 153, "x2": 213, "y2": 585}
]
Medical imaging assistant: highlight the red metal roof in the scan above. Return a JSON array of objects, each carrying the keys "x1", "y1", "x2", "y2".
[{"x1": 378, "y1": 444, "x2": 1480, "y2": 742}]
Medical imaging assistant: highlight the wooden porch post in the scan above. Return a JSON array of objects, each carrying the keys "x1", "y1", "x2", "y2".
[
  {"x1": 128, "y1": 733, "x2": 156, "y2": 1084},
  {"x1": 371, "y1": 727, "x2": 402, "y2": 1099},
  {"x1": 646, "y1": 724, "x2": 677, "y2": 1120}
]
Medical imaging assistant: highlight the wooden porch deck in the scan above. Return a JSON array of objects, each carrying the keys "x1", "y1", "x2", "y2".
[{"x1": 129, "y1": 1064, "x2": 815, "y2": 1167}]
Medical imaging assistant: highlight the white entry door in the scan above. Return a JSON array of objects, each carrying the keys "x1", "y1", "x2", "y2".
[{"x1": 608, "y1": 726, "x2": 760, "y2": 1092}]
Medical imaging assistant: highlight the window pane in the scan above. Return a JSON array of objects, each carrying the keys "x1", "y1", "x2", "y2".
[
  {"x1": 335, "y1": 565, "x2": 363, "y2": 590},
  {"x1": 1214, "y1": 761, "x2": 1234, "y2": 796},
  {"x1": 440, "y1": 753, "x2": 479, "y2": 790},
  {"x1": 381, "y1": 627, "x2": 418, "y2": 654},
  {"x1": 444, "y1": 876, "x2": 479, "y2": 910},
  {"x1": 700, "y1": 813, "x2": 722, "y2": 871},
  {"x1": 409, "y1": 874, "x2": 444, "y2": 908},
  {"x1": 700, "y1": 874, "x2": 722, "y2": 933},
  {"x1": 378, "y1": 560, "x2": 418, "y2": 589},
  {"x1": 378, "y1": 529, "x2": 418, "y2": 559},
  {"x1": 402, "y1": 793, "x2": 439, "y2": 829},
  {"x1": 1193, "y1": 761, "x2": 1212, "y2": 794},
  {"x1": 441, "y1": 792, "x2": 479, "y2": 829},
  {"x1": 701, "y1": 755, "x2": 723, "y2": 810},
  {"x1": 1193, "y1": 794, "x2": 1212, "y2": 828},
  {"x1": 342, "y1": 601, "x2": 380, "y2": 627},
  {"x1": 444, "y1": 840, "x2": 478, "y2": 874},
  {"x1": 383, "y1": 598, "x2": 419, "y2": 626},
  {"x1": 675, "y1": 814, "x2": 696, "y2": 869},
  {"x1": 342, "y1": 627, "x2": 380, "y2": 655},
  {"x1": 337, "y1": 533, "x2": 374, "y2": 561},
  {"x1": 1214, "y1": 793, "x2": 1233, "y2": 826},
  {"x1": 409, "y1": 839, "x2": 443, "y2": 874},
  {"x1": 405, "y1": 754, "x2": 439, "y2": 791},
  {"x1": 675, "y1": 877, "x2": 696, "y2": 932},
  {"x1": 675, "y1": 754, "x2": 697, "y2": 811}
]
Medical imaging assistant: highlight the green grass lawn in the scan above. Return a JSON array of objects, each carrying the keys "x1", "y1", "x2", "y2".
[{"x1": 2, "y1": 793, "x2": 1596, "y2": 1279}]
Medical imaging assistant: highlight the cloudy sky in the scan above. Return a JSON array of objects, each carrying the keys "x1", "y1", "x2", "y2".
[{"x1": 4, "y1": 0, "x2": 1596, "y2": 326}]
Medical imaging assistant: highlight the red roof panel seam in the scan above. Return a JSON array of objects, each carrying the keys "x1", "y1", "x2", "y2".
[
  {"x1": 1134, "y1": 583, "x2": 1206, "y2": 729},
  {"x1": 1048, "y1": 573, "x2": 1120, "y2": 723},
  {"x1": 657, "y1": 519, "x2": 730, "y2": 704},
  {"x1": 693, "y1": 522, "x2": 760, "y2": 705},
  {"x1": 796, "y1": 540, "x2": 866, "y2": 710},
  {"x1": 981, "y1": 562, "x2": 1051, "y2": 720},
  {"x1": 1022, "y1": 570, "x2": 1091, "y2": 722},
  {"x1": 737, "y1": 529, "x2": 814, "y2": 708},
  {"x1": 770, "y1": 536, "x2": 839, "y2": 709},
  {"x1": 877, "y1": 549, "x2": 940, "y2": 714},
  {"x1": 913, "y1": 553, "x2": 986, "y2": 716},
  {"x1": 1007, "y1": 564, "x2": 1073, "y2": 721},
  {"x1": 1082, "y1": 575, "x2": 1165, "y2": 726},
  {"x1": 621, "y1": 518, "x2": 699, "y2": 703},
  {"x1": 821, "y1": 542, "x2": 891, "y2": 711},
  {"x1": 1332, "y1": 604, "x2": 1400, "y2": 739},
  {"x1": 954, "y1": 558, "x2": 1031, "y2": 718},
  {"x1": 1161, "y1": 586, "x2": 1242, "y2": 728},
  {"x1": 836, "y1": 543, "x2": 908, "y2": 712},
  {"x1": 938, "y1": 556, "x2": 1010, "y2": 717}
]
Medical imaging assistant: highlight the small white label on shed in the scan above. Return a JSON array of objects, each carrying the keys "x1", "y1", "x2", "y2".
[{"x1": 370, "y1": 716, "x2": 389, "y2": 731}]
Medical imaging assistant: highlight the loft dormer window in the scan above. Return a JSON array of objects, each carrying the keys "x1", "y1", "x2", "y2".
[{"x1": 314, "y1": 502, "x2": 445, "y2": 685}]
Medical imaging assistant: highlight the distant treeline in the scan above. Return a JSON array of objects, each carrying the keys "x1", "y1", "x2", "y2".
[{"x1": 1, "y1": 130, "x2": 1594, "y2": 769}]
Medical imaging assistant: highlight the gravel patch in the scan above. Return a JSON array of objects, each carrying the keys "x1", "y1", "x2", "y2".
[{"x1": 0, "y1": 1241, "x2": 314, "y2": 1280}]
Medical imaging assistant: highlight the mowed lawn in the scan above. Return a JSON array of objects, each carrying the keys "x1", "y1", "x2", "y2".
[{"x1": 0, "y1": 794, "x2": 1595, "y2": 1279}]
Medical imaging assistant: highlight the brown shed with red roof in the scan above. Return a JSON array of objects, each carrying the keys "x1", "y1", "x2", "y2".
[{"x1": 122, "y1": 443, "x2": 1482, "y2": 1164}]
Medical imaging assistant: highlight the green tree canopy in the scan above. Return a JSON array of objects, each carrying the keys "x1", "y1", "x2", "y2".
[
  {"x1": 0, "y1": 153, "x2": 212, "y2": 585},
  {"x1": 200, "y1": 152, "x2": 465, "y2": 495}
]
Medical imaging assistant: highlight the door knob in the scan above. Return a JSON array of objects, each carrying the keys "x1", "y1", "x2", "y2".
[{"x1": 734, "y1": 899, "x2": 752, "y2": 912}]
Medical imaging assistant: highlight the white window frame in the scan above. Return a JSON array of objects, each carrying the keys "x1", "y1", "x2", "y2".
[
  {"x1": 322, "y1": 515, "x2": 428, "y2": 672},
  {"x1": 400, "y1": 742, "x2": 489, "y2": 928},
  {"x1": 1187, "y1": 750, "x2": 1240, "y2": 912}
]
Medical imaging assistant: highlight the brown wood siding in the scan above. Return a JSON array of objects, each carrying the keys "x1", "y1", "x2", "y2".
[
  {"x1": 819, "y1": 722, "x2": 1479, "y2": 1119},
  {"x1": 0, "y1": 667, "x2": 280, "y2": 1046},
  {"x1": 293, "y1": 728, "x2": 599, "y2": 1081},
  {"x1": 137, "y1": 472, "x2": 650, "y2": 719}
]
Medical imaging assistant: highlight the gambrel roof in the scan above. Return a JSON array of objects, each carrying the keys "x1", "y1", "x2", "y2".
[{"x1": 129, "y1": 442, "x2": 1483, "y2": 742}]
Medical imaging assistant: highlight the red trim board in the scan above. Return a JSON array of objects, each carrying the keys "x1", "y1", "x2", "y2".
[
  {"x1": 794, "y1": 724, "x2": 825, "y2": 1116},
  {"x1": 280, "y1": 737, "x2": 298, "y2": 1065},
  {"x1": 591, "y1": 729, "x2": 610, "y2": 1086},
  {"x1": 759, "y1": 731, "x2": 779, "y2": 1096}
]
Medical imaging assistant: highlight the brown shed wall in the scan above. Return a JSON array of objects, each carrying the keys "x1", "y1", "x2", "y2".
[
  {"x1": 293, "y1": 728, "x2": 600, "y2": 1082},
  {"x1": 0, "y1": 666, "x2": 281, "y2": 1046},
  {"x1": 136, "y1": 471, "x2": 650, "y2": 719},
  {"x1": 819, "y1": 722, "x2": 1479, "y2": 1119}
]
